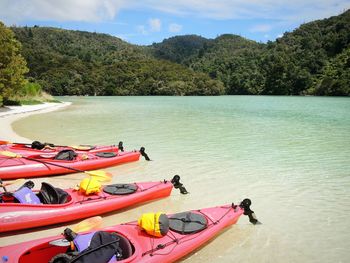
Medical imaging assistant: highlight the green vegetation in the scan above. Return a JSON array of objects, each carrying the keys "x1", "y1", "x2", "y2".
[
  {"x1": 150, "y1": 10, "x2": 350, "y2": 95},
  {"x1": 310, "y1": 47, "x2": 350, "y2": 95},
  {"x1": 0, "y1": 22, "x2": 56, "y2": 106},
  {"x1": 0, "y1": 21, "x2": 28, "y2": 106},
  {"x1": 8, "y1": 80, "x2": 58, "y2": 105},
  {"x1": 11, "y1": 27, "x2": 224, "y2": 96},
  {"x1": 1, "y1": 10, "x2": 349, "y2": 99},
  {"x1": 150, "y1": 35, "x2": 210, "y2": 65}
]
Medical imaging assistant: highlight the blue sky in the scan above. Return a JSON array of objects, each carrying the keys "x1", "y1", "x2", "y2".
[{"x1": 0, "y1": 0, "x2": 349, "y2": 45}]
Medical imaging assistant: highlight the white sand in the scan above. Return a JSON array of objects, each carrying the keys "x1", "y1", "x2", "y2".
[{"x1": 0, "y1": 102, "x2": 71, "y2": 142}]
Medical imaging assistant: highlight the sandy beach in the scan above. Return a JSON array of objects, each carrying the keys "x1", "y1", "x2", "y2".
[{"x1": 0, "y1": 102, "x2": 71, "y2": 143}]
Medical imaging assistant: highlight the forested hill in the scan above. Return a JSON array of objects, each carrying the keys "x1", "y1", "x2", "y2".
[
  {"x1": 149, "y1": 35, "x2": 211, "y2": 65},
  {"x1": 10, "y1": 9, "x2": 350, "y2": 96},
  {"x1": 150, "y1": 10, "x2": 350, "y2": 95},
  {"x1": 150, "y1": 34, "x2": 267, "y2": 95},
  {"x1": 11, "y1": 27, "x2": 224, "y2": 96}
]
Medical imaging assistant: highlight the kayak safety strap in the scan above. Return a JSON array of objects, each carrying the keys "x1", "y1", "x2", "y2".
[
  {"x1": 139, "y1": 147, "x2": 151, "y2": 161},
  {"x1": 171, "y1": 175, "x2": 188, "y2": 194},
  {"x1": 141, "y1": 201, "x2": 260, "y2": 257},
  {"x1": 239, "y1": 198, "x2": 261, "y2": 225},
  {"x1": 142, "y1": 211, "x2": 211, "y2": 257}
]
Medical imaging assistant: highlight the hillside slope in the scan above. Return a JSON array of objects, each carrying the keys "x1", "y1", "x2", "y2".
[
  {"x1": 12, "y1": 27, "x2": 224, "y2": 96},
  {"x1": 149, "y1": 10, "x2": 349, "y2": 95},
  {"x1": 10, "y1": 9, "x2": 350, "y2": 96}
]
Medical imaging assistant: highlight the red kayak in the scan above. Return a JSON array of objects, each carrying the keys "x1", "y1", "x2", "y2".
[
  {"x1": 0, "y1": 200, "x2": 258, "y2": 263},
  {"x1": 0, "y1": 176, "x2": 186, "y2": 232},
  {"x1": 0, "y1": 142, "x2": 120, "y2": 155},
  {"x1": 0, "y1": 150, "x2": 141, "y2": 180}
]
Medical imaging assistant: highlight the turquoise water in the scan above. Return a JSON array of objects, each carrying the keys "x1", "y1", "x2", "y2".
[{"x1": 11, "y1": 96, "x2": 350, "y2": 262}]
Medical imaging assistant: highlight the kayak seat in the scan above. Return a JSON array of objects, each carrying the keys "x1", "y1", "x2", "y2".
[
  {"x1": 168, "y1": 212, "x2": 208, "y2": 234},
  {"x1": 54, "y1": 149, "x2": 77, "y2": 161},
  {"x1": 38, "y1": 182, "x2": 69, "y2": 204},
  {"x1": 73, "y1": 232, "x2": 133, "y2": 262},
  {"x1": 103, "y1": 184, "x2": 138, "y2": 195},
  {"x1": 10, "y1": 181, "x2": 40, "y2": 204},
  {"x1": 115, "y1": 233, "x2": 134, "y2": 260},
  {"x1": 0, "y1": 181, "x2": 38, "y2": 204},
  {"x1": 49, "y1": 232, "x2": 133, "y2": 263},
  {"x1": 12, "y1": 186, "x2": 41, "y2": 204}
]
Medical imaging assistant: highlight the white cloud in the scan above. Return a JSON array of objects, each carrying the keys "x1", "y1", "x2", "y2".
[
  {"x1": 149, "y1": 18, "x2": 161, "y2": 32},
  {"x1": 136, "y1": 18, "x2": 161, "y2": 35},
  {"x1": 0, "y1": 0, "x2": 126, "y2": 24},
  {"x1": 0, "y1": 0, "x2": 349, "y2": 25},
  {"x1": 169, "y1": 23, "x2": 182, "y2": 33},
  {"x1": 142, "y1": 0, "x2": 350, "y2": 22},
  {"x1": 250, "y1": 24, "x2": 272, "y2": 33}
]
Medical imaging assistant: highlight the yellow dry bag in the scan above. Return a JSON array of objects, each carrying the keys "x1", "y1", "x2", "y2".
[
  {"x1": 79, "y1": 177, "x2": 101, "y2": 195},
  {"x1": 138, "y1": 212, "x2": 169, "y2": 237}
]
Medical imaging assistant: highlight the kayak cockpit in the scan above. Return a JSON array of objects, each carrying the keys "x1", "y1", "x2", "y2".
[
  {"x1": 17, "y1": 231, "x2": 135, "y2": 263},
  {"x1": 0, "y1": 181, "x2": 72, "y2": 206}
]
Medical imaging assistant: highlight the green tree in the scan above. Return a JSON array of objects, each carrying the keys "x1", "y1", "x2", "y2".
[
  {"x1": 311, "y1": 47, "x2": 350, "y2": 95},
  {"x1": 0, "y1": 22, "x2": 28, "y2": 105}
]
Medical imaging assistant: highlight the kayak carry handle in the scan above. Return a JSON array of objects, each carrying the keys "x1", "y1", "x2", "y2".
[
  {"x1": 63, "y1": 228, "x2": 77, "y2": 241},
  {"x1": 118, "y1": 141, "x2": 124, "y2": 152},
  {"x1": 139, "y1": 147, "x2": 151, "y2": 161},
  {"x1": 239, "y1": 198, "x2": 261, "y2": 225},
  {"x1": 171, "y1": 175, "x2": 188, "y2": 195}
]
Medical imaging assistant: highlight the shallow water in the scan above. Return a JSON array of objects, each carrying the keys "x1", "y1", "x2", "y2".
[{"x1": 6, "y1": 96, "x2": 350, "y2": 262}]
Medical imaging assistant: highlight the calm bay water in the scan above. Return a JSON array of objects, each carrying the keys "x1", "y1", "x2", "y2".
[{"x1": 10, "y1": 96, "x2": 350, "y2": 262}]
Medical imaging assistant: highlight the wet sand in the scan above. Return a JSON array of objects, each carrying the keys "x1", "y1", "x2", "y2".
[{"x1": 0, "y1": 102, "x2": 71, "y2": 143}]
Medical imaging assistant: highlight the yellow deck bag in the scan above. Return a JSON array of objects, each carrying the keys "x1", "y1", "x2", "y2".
[
  {"x1": 138, "y1": 212, "x2": 169, "y2": 237},
  {"x1": 79, "y1": 177, "x2": 101, "y2": 195}
]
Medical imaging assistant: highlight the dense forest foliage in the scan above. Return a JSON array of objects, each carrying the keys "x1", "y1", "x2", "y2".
[
  {"x1": 150, "y1": 10, "x2": 350, "y2": 95},
  {"x1": 0, "y1": 21, "x2": 28, "y2": 105},
  {"x1": 11, "y1": 27, "x2": 224, "y2": 96},
  {"x1": 1, "y1": 9, "x2": 349, "y2": 101},
  {"x1": 150, "y1": 35, "x2": 211, "y2": 65}
]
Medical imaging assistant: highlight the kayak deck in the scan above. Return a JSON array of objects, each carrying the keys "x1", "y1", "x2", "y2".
[
  {"x1": 0, "y1": 150, "x2": 140, "y2": 179},
  {"x1": 0, "y1": 143, "x2": 119, "y2": 155},
  {"x1": 0, "y1": 204, "x2": 245, "y2": 263},
  {"x1": 0, "y1": 181, "x2": 173, "y2": 232}
]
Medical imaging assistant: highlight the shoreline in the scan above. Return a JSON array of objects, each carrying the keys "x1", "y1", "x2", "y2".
[{"x1": 0, "y1": 102, "x2": 72, "y2": 143}]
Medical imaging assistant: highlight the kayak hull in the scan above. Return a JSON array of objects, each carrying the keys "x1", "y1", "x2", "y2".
[
  {"x1": 0, "y1": 151, "x2": 140, "y2": 179},
  {"x1": 0, "y1": 143, "x2": 119, "y2": 155},
  {"x1": 0, "y1": 181, "x2": 173, "y2": 232},
  {"x1": 0, "y1": 204, "x2": 244, "y2": 263}
]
